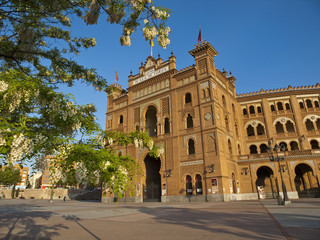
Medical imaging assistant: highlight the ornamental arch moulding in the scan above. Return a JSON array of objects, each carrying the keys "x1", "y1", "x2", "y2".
[
  {"x1": 273, "y1": 117, "x2": 295, "y2": 126},
  {"x1": 303, "y1": 115, "x2": 320, "y2": 123},
  {"x1": 244, "y1": 120, "x2": 265, "y2": 129}
]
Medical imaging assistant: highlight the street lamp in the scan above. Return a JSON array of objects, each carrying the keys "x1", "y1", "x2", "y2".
[{"x1": 268, "y1": 144, "x2": 291, "y2": 205}]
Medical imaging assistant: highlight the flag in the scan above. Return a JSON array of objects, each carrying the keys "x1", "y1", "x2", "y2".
[
  {"x1": 150, "y1": 39, "x2": 154, "y2": 47},
  {"x1": 198, "y1": 28, "x2": 202, "y2": 42},
  {"x1": 115, "y1": 71, "x2": 119, "y2": 81}
]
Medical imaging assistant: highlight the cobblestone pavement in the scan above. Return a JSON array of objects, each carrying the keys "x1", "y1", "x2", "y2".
[{"x1": 0, "y1": 198, "x2": 319, "y2": 240}]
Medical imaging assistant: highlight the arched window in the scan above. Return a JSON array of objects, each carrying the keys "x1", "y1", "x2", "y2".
[
  {"x1": 299, "y1": 102, "x2": 304, "y2": 109},
  {"x1": 247, "y1": 125, "x2": 255, "y2": 136},
  {"x1": 249, "y1": 145, "x2": 258, "y2": 154},
  {"x1": 225, "y1": 115, "x2": 229, "y2": 129},
  {"x1": 231, "y1": 173, "x2": 236, "y2": 194},
  {"x1": 186, "y1": 175, "x2": 192, "y2": 195},
  {"x1": 285, "y1": 103, "x2": 290, "y2": 110},
  {"x1": 257, "y1": 106, "x2": 262, "y2": 113},
  {"x1": 249, "y1": 105, "x2": 255, "y2": 114},
  {"x1": 286, "y1": 121, "x2": 295, "y2": 132},
  {"x1": 243, "y1": 108, "x2": 248, "y2": 115},
  {"x1": 275, "y1": 122, "x2": 284, "y2": 133},
  {"x1": 222, "y1": 95, "x2": 226, "y2": 107},
  {"x1": 135, "y1": 125, "x2": 140, "y2": 131},
  {"x1": 232, "y1": 104, "x2": 235, "y2": 114},
  {"x1": 145, "y1": 106, "x2": 157, "y2": 137},
  {"x1": 260, "y1": 144, "x2": 268, "y2": 153},
  {"x1": 316, "y1": 119, "x2": 320, "y2": 130},
  {"x1": 279, "y1": 142, "x2": 288, "y2": 151},
  {"x1": 305, "y1": 119, "x2": 315, "y2": 131},
  {"x1": 195, "y1": 174, "x2": 203, "y2": 195},
  {"x1": 277, "y1": 102, "x2": 283, "y2": 111},
  {"x1": 290, "y1": 141, "x2": 299, "y2": 150},
  {"x1": 306, "y1": 99, "x2": 313, "y2": 108},
  {"x1": 310, "y1": 140, "x2": 319, "y2": 149},
  {"x1": 238, "y1": 144, "x2": 241, "y2": 155},
  {"x1": 228, "y1": 139, "x2": 232, "y2": 155},
  {"x1": 314, "y1": 101, "x2": 319, "y2": 108},
  {"x1": 257, "y1": 124, "x2": 265, "y2": 135},
  {"x1": 186, "y1": 114, "x2": 193, "y2": 128},
  {"x1": 185, "y1": 93, "x2": 192, "y2": 104},
  {"x1": 202, "y1": 89, "x2": 206, "y2": 98},
  {"x1": 188, "y1": 139, "x2": 195, "y2": 155},
  {"x1": 119, "y1": 115, "x2": 123, "y2": 124},
  {"x1": 270, "y1": 105, "x2": 275, "y2": 111},
  {"x1": 235, "y1": 122, "x2": 239, "y2": 137},
  {"x1": 164, "y1": 117, "x2": 170, "y2": 134}
]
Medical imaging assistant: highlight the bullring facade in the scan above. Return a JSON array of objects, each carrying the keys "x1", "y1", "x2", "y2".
[{"x1": 104, "y1": 41, "x2": 320, "y2": 202}]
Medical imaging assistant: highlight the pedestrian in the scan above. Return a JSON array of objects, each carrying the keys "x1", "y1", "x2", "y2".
[{"x1": 63, "y1": 196, "x2": 66, "y2": 202}]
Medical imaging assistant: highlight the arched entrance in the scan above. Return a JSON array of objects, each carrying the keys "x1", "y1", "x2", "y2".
[
  {"x1": 294, "y1": 163, "x2": 319, "y2": 198},
  {"x1": 143, "y1": 154, "x2": 161, "y2": 202},
  {"x1": 256, "y1": 166, "x2": 277, "y2": 199},
  {"x1": 145, "y1": 106, "x2": 157, "y2": 137}
]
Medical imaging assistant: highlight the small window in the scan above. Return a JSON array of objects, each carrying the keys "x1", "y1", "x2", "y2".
[
  {"x1": 222, "y1": 95, "x2": 226, "y2": 107},
  {"x1": 279, "y1": 142, "x2": 288, "y2": 151},
  {"x1": 186, "y1": 175, "x2": 192, "y2": 195},
  {"x1": 247, "y1": 125, "x2": 255, "y2": 136},
  {"x1": 257, "y1": 106, "x2": 262, "y2": 113},
  {"x1": 310, "y1": 140, "x2": 319, "y2": 149},
  {"x1": 119, "y1": 115, "x2": 123, "y2": 124},
  {"x1": 257, "y1": 124, "x2": 265, "y2": 135},
  {"x1": 275, "y1": 122, "x2": 284, "y2": 133},
  {"x1": 306, "y1": 99, "x2": 313, "y2": 108},
  {"x1": 271, "y1": 105, "x2": 275, "y2": 111},
  {"x1": 195, "y1": 174, "x2": 203, "y2": 195},
  {"x1": 249, "y1": 145, "x2": 258, "y2": 154},
  {"x1": 290, "y1": 141, "x2": 299, "y2": 150},
  {"x1": 249, "y1": 105, "x2": 255, "y2": 114},
  {"x1": 314, "y1": 101, "x2": 319, "y2": 108},
  {"x1": 285, "y1": 103, "x2": 290, "y2": 110},
  {"x1": 277, "y1": 102, "x2": 283, "y2": 111},
  {"x1": 185, "y1": 93, "x2": 192, "y2": 104},
  {"x1": 286, "y1": 121, "x2": 295, "y2": 132},
  {"x1": 228, "y1": 139, "x2": 232, "y2": 154},
  {"x1": 316, "y1": 119, "x2": 320, "y2": 130},
  {"x1": 243, "y1": 108, "x2": 248, "y2": 115},
  {"x1": 305, "y1": 119, "x2": 315, "y2": 131},
  {"x1": 225, "y1": 115, "x2": 229, "y2": 129},
  {"x1": 232, "y1": 104, "x2": 235, "y2": 114},
  {"x1": 260, "y1": 144, "x2": 268, "y2": 153},
  {"x1": 188, "y1": 139, "x2": 195, "y2": 155},
  {"x1": 187, "y1": 114, "x2": 193, "y2": 128},
  {"x1": 299, "y1": 102, "x2": 304, "y2": 109},
  {"x1": 164, "y1": 117, "x2": 170, "y2": 134}
]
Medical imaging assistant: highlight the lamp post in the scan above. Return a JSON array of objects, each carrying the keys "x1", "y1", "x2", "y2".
[{"x1": 268, "y1": 144, "x2": 291, "y2": 205}]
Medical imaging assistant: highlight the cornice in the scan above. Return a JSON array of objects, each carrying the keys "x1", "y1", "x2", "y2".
[{"x1": 237, "y1": 84, "x2": 320, "y2": 99}]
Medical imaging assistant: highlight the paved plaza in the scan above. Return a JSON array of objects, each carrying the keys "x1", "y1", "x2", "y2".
[{"x1": 0, "y1": 198, "x2": 319, "y2": 240}]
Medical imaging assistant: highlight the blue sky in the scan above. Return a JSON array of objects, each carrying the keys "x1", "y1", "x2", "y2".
[{"x1": 61, "y1": 0, "x2": 320, "y2": 130}]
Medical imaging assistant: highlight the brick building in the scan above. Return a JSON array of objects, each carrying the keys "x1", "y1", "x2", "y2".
[{"x1": 104, "y1": 40, "x2": 320, "y2": 202}]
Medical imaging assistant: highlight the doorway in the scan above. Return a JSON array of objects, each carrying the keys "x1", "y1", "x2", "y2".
[{"x1": 143, "y1": 154, "x2": 161, "y2": 202}]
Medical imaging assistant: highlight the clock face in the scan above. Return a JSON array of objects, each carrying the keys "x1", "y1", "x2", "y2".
[{"x1": 204, "y1": 113, "x2": 212, "y2": 120}]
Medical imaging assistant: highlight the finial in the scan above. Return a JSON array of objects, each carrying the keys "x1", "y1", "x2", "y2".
[
  {"x1": 171, "y1": 51, "x2": 173, "y2": 56},
  {"x1": 130, "y1": 70, "x2": 132, "y2": 75},
  {"x1": 141, "y1": 62, "x2": 143, "y2": 66},
  {"x1": 158, "y1": 53, "x2": 160, "y2": 58},
  {"x1": 229, "y1": 71, "x2": 232, "y2": 75}
]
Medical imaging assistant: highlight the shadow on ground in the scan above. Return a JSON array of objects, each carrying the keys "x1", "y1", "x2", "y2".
[{"x1": 0, "y1": 203, "x2": 68, "y2": 239}]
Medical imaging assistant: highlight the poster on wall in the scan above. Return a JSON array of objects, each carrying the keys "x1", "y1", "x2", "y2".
[{"x1": 211, "y1": 178, "x2": 218, "y2": 194}]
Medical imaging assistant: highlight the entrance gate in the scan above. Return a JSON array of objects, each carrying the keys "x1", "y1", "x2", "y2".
[
  {"x1": 256, "y1": 166, "x2": 277, "y2": 199},
  {"x1": 143, "y1": 154, "x2": 161, "y2": 202}
]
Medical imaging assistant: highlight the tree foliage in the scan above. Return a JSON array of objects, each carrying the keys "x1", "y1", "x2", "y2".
[
  {"x1": 0, "y1": 164, "x2": 21, "y2": 187},
  {"x1": 0, "y1": 0, "x2": 171, "y2": 90},
  {"x1": 0, "y1": 0, "x2": 171, "y2": 196}
]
